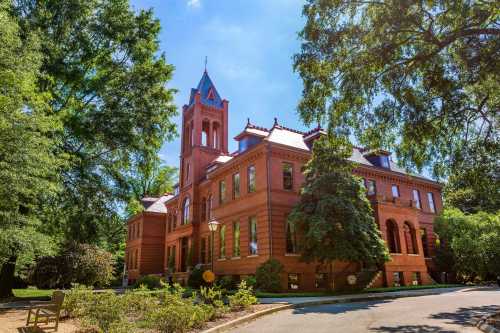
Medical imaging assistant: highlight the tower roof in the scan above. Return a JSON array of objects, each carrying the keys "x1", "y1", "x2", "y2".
[{"x1": 188, "y1": 71, "x2": 223, "y2": 107}]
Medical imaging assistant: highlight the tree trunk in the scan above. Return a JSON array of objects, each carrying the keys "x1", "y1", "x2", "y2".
[{"x1": 0, "y1": 255, "x2": 17, "y2": 299}]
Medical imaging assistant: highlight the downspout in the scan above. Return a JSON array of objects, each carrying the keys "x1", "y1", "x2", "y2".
[{"x1": 265, "y1": 142, "x2": 273, "y2": 257}]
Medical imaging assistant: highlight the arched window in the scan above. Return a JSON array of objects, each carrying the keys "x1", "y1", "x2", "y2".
[
  {"x1": 202, "y1": 120, "x2": 210, "y2": 146},
  {"x1": 386, "y1": 220, "x2": 401, "y2": 253},
  {"x1": 404, "y1": 222, "x2": 418, "y2": 254},
  {"x1": 182, "y1": 197, "x2": 190, "y2": 225},
  {"x1": 212, "y1": 122, "x2": 219, "y2": 149}
]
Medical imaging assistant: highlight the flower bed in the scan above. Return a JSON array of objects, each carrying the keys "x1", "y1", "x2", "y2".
[{"x1": 62, "y1": 281, "x2": 261, "y2": 333}]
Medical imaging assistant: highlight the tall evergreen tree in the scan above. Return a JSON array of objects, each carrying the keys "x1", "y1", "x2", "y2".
[
  {"x1": 0, "y1": 1, "x2": 61, "y2": 298},
  {"x1": 288, "y1": 135, "x2": 389, "y2": 288},
  {"x1": 14, "y1": 0, "x2": 178, "y2": 243},
  {"x1": 294, "y1": 0, "x2": 499, "y2": 212}
]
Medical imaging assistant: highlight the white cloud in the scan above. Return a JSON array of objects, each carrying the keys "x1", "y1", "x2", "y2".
[{"x1": 187, "y1": 0, "x2": 201, "y2": 8}]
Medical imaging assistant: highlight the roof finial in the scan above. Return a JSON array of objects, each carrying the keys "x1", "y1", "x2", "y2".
[
  {"x1": 247, "y1": 118, "x2": 250, "y2": 126},
  {"x1": 204, "y1": 56, "x2": 208, "y2": 72},
  {"x1": 274, "y1": 117, "x2": 278, "y2": 127}
]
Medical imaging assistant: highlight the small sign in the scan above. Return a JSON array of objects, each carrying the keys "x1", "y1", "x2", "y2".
[
  {"x1": 202, "y1": 270, "x2": 215, "y2": 283},
  {"x1": 347, "y1": 274, "x2": 357, "y2": 285}
]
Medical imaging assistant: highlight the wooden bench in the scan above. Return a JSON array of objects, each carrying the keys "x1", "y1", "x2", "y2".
[{"x1": 26, "y1": 290, "x2": 65, "y2": 331}]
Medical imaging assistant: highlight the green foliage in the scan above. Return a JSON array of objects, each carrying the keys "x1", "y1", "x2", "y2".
[
  {"x1": 0, "y1": 1, "x2": 61, "y2": 298},
  {"x1": 31, "y1": 243, "x2": 114, "y2": 288},
  {"x1": 126, "y1": 155, "x2": 178, "y2": 216},
  {"x1": 12, "y1": 0, "x2": 178, "y2": 246},
  {"x1": 167, "y1": 253, "x2": 176, "y2": 273},
  {"x1": 187, "y1": 266, "x2": 208, "y2": 289},
  {"x1": 133, "y1": 274, "x2": 163, "y2": 290},
  {"x1": 199, "y1": 286, "x2": 229, "y2": 319},
  {"x1": 146, "y1": 284, "x2": 213, "y2": 332},
  {"x1": 288, "y1": 136, "x2": 389, "y2": 266},
  {"x1": 294, "y1": 0, "x2": 499, "y2": 212},
  {"x1": 216, "y1": 275, "x2": 235, "y2": 290},
  {"x1": 256, "y1": 259, "x2": 284, "y2": 292},
  {"x1": 434, "y1": 208, "x2": 500, "y2": 281},
  {"x1": 243, "y1": 275, "x2": 257, "y2": 289},
  {"x1": 228, "y1": 281, "x2": 258, "y2": 311}
]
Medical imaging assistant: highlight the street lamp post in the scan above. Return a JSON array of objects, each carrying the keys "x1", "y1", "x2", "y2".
[{"x1": 208, "y1": 219, "x2": 219, "y2": 273}]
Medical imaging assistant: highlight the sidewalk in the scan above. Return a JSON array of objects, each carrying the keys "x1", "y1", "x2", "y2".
[{"x1": 258, "y1": 286, "x2": 469, "y2": 305}]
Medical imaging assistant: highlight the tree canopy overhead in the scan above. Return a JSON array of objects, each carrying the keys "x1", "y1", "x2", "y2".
[
  {"x1": 294, "y1": 0, "x2": 499, "y2": 211},
  {"x1": 14, "y1": 0, "x2": 178, "y2": 242},
  {"x1": 0, "y1": 0, "x2": 61, "y2": 297}
]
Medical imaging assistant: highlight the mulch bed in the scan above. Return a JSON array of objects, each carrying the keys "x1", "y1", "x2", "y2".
[{"x1": 487, "y1": 312, "x2": 500, "y2": 329}]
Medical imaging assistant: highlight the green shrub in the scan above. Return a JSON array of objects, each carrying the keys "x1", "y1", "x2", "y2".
[
  {"x1": 187, "y1": 266, "x2": 208, "y2": 289},
  {"x1": 256, "y1": 259, "x2": 283, "y2": 292},
  {"x1": 243, "y1": 275, "x2": 257, "y2": 289},
  {"x1": 31, "y1": 243, "x2": 114, "y2": 288},
  {"x1": 63, "y1": 284, "x2": 95, "y2": 318},
  {"x1": 216, "y1": 275, "x2": 235, "y2": 290},
  {"x1": 199, "y1": 286, "x2": 229, "y2": 318},
  {"x1": 146, "y1": 284, "x2": 213, "y2": 332},
  {"x1": 134, "y1": 274, "x2": 163, "y2": 289},
  {"x1": 228, "y1": 281, "x2": 258, "y2": 311}
]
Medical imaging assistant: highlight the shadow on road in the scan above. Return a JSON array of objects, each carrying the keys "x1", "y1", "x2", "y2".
[
  {"x1": 370, "y1": 324, "x2": 455, "y2": 332},
  {"x1": 292, "y1": 299, "x2": 391, "y2": 315},
  {"x1": 430, "y1": 304, "x2": 500, "y2": 326}
]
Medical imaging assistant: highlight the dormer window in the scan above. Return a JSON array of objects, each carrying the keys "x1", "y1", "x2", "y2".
[{"x1": 381, "y1": 156, "x2": 390, "y2": 168}]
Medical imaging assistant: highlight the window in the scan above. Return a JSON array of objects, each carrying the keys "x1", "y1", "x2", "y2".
[
  {"x1": 288, "y1": 273, "x2": 300, "y2": 290},
  {"x1": 182, "y1": 197, "x2": 190, "y2": 224},
  {"x1": 200, "y1": 238, "x2": 206, "y2": 264},
  {"x1": 219, "y1": 225, "x2": 226, "y2": 258},
  {"x1": 247, "y1": 165, "x2": 256, "y2": 193},
  {"x1": 233, "y1": 221, "x2": 240, "y2": 257},
  {"x1": 427, "y1": 192, "x2": 436, "y2": 213},
  {"x1": 286, "y1": 219, "x2": 298, "y2": 254},
  {"x1": 232, "y1": 173, "x2": 240, "y2": 199},
  {"x1": 381, "y1": 155, "x2": 390, "y2": 168},
  {"x1": 420, "y1": 228, "x2": 429, "y2": 257},
  {"x1": 412, "y1": 272, "x2": 421, "y2": 286},
  {"x1": 219, "y1": 180, "x2": 226, "y2": 204},
  {"x1": 413, "y1": 189, "x2": 421, "y2": 209},
  {"x1": 135, "y1": 249, "x2": 139, "y2": 269},
  {"x1": 393, "y1": 272, "x2": 404, "y2": 287},
  {"x1": 403, "y1": 222, "x2": 418, "y2": 254},
  {"x1": 283, "y1": 162, "x2": 293, "y2": 190},
  {"x1": 207, "y1": 195, "x2": 212, "y2": 220},
  {"x1": 315, "y1": 273, "x2": 327, "y2": 289},
  {"x1": 391, "y1": 184, "x2": 400, "y2": 198},
  {"x1": 186, "y1": 163, "x2": 190, "y2": 182},
  {"x1": 208, "y1": 236, "x2": 212, "y2": 263},
  {"x1": 366, "y1": 179, "x2": 376, "y2": 195},
  {"x1": 387, "y1": 220, "x2": 401, "y2": 253},
  {"x1": 173, "y1": 214, "x2": 177, "y2": 229},
  {"x1": 249, "y1": 216, "x2": 258, "y2": 255},
  {"x1": 201, "y1": 198, "x2": 207, "y2": 221}
]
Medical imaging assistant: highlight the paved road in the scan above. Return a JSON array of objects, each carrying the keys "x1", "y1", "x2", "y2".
[{"x1": 231, "y1": 287, "x2": 500, "y2": 333}]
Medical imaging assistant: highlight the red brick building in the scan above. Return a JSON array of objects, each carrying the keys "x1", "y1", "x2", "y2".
[{"x1": 125, "y1": 71, "x2": 443, "y2": 290}]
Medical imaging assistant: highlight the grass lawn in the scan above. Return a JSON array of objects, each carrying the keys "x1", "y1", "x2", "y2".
[
  {"x1": 255, "y1": 284, "x2": 464, "y2": 298},
  {"x1": 13, "y1": 288, "x2": 54, "y2": 299}
]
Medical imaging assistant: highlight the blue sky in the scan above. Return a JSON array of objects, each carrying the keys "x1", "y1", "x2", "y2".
[{"x1": 130, "y1": 0, "x2": 306, "y2": 168}]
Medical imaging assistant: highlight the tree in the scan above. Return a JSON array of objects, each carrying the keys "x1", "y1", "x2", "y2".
[
  {"x1": 126, "y1": 152, "x2": 178, "y2": 216},
  {"x1": 14, "y1": 0, "x2": 178, "y2": 244},
  {"x1": 288, "y1": 135, "x2": 388, "y2": 289},
  {"x1": 294, "y1": 0, "x2": 499, "y2": 212},
  {"x1": 0, "y1": 1, "x2": 61, "y2": 298},
  {"x1": 434, "y1": 208, "x2": 500, "y2": 282}
]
